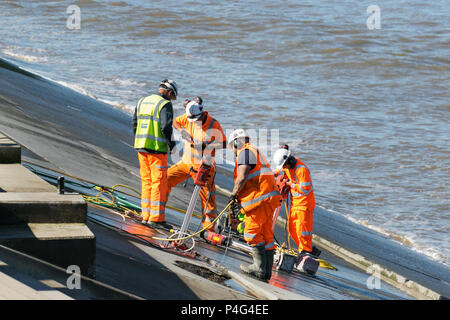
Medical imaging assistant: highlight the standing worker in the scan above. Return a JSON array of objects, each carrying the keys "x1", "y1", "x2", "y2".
[
  {"x1": 167, "y1": 97, "x2": 226, "y2": 231},
  {"x1": 133, "y1": 79, "x2": 177, "y2": 230},
  {"x1": 273, "y1": 144, "x2": 320, "y2": 260},
  {"x1": 228, "y1": 129, "x2": 282, "y2": 281}
]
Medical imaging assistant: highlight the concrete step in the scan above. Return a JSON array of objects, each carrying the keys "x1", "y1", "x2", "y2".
[
  {"x1": 0, "y1": 244, "x2": 141, "y2": 299},
  {"x1": 0, "y1": 192, "x2": 87, "y2": 224},
  {"x1": 0, "y1": 133, "x2": 21, "y2": 164},
  {"x1": 0, "y1": 163, "x2": 55, "y2": 192},
  {"x1": 0, "y1": 223, "x2": 95, "y2": 277},
  {"x1": 0, "y1": 271, "x2": 73, "y2": 300}
]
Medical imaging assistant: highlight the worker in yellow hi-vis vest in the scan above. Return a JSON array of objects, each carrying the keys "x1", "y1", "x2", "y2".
[{"x1": 133, "y1": 79, "x2": 177, "y2": 230}]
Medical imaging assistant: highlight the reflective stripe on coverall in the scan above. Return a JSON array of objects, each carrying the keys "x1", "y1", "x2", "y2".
[
  {"x1": 138, "y1": 152, "x2": 168, "y2": 222},
  {"x1": 134, "y1": 94, "x2": 170, "y2": 152}
]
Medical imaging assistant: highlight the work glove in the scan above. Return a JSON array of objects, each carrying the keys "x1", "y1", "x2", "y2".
[
  {"x1": 276, "y1": 175, "x2": 291, "y2": 198},
  {"x1": 181, "y1": 130, "x2": 193, "y2": 144},
  {"x1": 228, "y1": 195, "x2": 241, "y2": 220}
]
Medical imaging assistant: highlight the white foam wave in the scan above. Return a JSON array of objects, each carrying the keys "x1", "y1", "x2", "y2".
[
  {"x1": 97, "y1": 98, "x2": 135, "y2": 113},
  {"x1": 54, "y1": 80, "x2": 92, "y2": 97},
  {"x1": 342, "y1": 213, "x2": 449, "y2": 267},
  {"x1": 51, "y1": 79, "x2": 134, "y2": 114},
  {"x1": 2, "y1": 49, "x2": 48, "y2": 63}
]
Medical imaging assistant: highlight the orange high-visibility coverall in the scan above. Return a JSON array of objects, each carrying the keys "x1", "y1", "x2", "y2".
[
  {"x1": 234, "y1": 143, "x2": 282, "y2": 250},
  {"x1": 168, "y1": 111, "x2": 225, "y2": 231},
  {"x1": 275, "y1": 158, "x2": 315, "y2": 252},
  {"x1": 138, "y1": 152, "x2": 169, "y2": 223}
]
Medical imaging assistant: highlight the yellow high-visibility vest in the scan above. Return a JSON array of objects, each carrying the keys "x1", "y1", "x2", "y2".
[{"x1": 134, "y1": 94, "x2": 171, "y2": 152}]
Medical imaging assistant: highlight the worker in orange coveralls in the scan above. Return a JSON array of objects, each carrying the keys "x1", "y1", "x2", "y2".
[
  {"x1": 167, "y1": 97, "x2": 226, "y2": 231},
  {"x1": 228, "y1": 129, "x2": 282, "y2": 281},
  {"x1": 273, "y1": 144, "x2": 320, "y2": 259}
]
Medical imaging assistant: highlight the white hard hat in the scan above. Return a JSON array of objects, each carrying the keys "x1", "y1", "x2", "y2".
[
  {"x1": 273, "y1": 147, "x2": 291, "y2": 170},
  {"x1": 159, "y1": 79, "x2": 178, "y2": 98},
  {"x1": 186, "y1": 100, "x2": 204, "y2": 122},
  {"x1": 228, "y1": 129, "x2": 249, "y2": 146}
]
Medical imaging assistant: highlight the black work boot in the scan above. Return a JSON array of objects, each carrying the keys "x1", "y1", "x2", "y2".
[
  {"x1": 264, "y1": 249, "x2": 275, "y2": 281},
  {"x1": 299, "y1": 246, "x2": 321, "y2": 258},
  {"x1": 311, "y1": 246, "x2": 322, "y2": 258},
  {"x1": 146, "y1": 221, "x2": 173, "y2": 231},
  {"x1": 240, "y1": 244, "x2": 266, "y2": 280}
]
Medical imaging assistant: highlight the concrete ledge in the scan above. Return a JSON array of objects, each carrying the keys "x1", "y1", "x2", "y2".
[
  {"x1": 0, "y1": 223, "x2": 95, "y2": 277},
  {"x1": 227, "y1": 270, "x2": 311, "y2": 300},
  {"x1": 274, "y1": 215, "x2": 444, "y2": 300},
  {"x1": 0, "y1": 133, "x2": 21, "y2": 164},
  {"x1": 0, "y1": 164, "x2": 55, "y2": 192},
  {"x1": 0, "y1": 192, "x2": 87, "y2": 223},
  {"x1": 311, "y1": 235, "x2": 442, "y2": 300},
  {"x1": 0, "y1": 244, "x2": 141, "y2": 299}
]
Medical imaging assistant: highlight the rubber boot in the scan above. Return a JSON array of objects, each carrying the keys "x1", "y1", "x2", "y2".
[
  {"x1": 147, "y1": 221, "x2": 173, "y2": 231},
  {"x1": 264, "y1": 249, "x2": 275, "y2": 281},
  {"x1": 240, "y1": 244, "x2": 266, "y2": 280}
]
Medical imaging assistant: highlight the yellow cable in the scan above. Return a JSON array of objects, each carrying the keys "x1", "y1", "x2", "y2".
[
  {"x1": 151, "y1": 201, "x2": 232, "y2": 242},
  {"x1": 111, "y1": 183, "x2": 204, "y2": 220},
  {"x1": 111, "y1": 184, "x2": 141, "y2": 196},
  {"x1": 95, "y1": 189, "x2": 115, "y2": 202}
]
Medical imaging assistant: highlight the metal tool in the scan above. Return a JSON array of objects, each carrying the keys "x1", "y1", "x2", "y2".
[{"x1": 175, "y1": 162, "x2": 212, "y2": 246}]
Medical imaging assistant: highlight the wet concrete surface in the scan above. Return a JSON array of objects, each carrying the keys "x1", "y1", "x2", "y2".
[
  {"x1": 22, "y1": 162, "x2": 412, "y2": 299},
  {"x1": 86, "y1": 201, "x2": 411, "y2": 300}
]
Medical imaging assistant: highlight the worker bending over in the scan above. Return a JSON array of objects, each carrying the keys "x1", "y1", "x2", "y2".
[
  {"x1": 273, "y1": 144, "x2": 319, "y2": 261},
  {"x1": 133, "y1": 79, "x2": 177, "y2": 230},
  {"x1": 228, "y1": 129, "x2": 282, "y2": 281},
  {"x1": 167, "y1": 97, "x2": 226, "y2": 231}
]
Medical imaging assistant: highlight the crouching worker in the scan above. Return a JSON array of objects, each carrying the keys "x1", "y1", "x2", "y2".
[
  {"x1": 167, "y1": 97, "x2": 226, "y2": 231},
  {"x1": 228, "y1": 129, "x2": 282, "y2": 281},
  {"x1": 273, "y1": 144, "x2": 320, "y2": 262}
]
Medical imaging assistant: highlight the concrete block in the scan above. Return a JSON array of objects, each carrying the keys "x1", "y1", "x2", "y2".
[
  {"x1": 0, "y1": 271, "x2": 73, "y2": 300},
  {"x1": 0, "y1": 223, "x2": 96, "y2": 277},
  {"x1": 0, "y1": 192, "x2": 87, "y2": 223},
  {"x1": 0, "y1": 134, "x2": 21, "y2": 164},
  {"x1": 0, "y1": 164, "x2": 55, "y2": 192}
]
